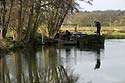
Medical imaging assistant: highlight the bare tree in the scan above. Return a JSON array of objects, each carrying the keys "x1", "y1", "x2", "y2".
[
  {"x1": 0, "y1": 0, "x2": 13, "y2": 39},
  {"x1": 0, "y1": 0, "x2": 93, "y2": 47},
  {"x1": 42, "y1": 0, "x2": 93, "y2": 38}
]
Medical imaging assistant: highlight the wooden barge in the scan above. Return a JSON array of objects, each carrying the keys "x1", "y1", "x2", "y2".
[
  {"x1": 56, "y1": 34, "x2": 105, "y2": 46},
  {"x1": 77, "y1": 34, "x2": 105, "y2": 45}
]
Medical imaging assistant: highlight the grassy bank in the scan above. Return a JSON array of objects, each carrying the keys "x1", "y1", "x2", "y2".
[{"x1": 61, "y1": 26, "x2": 125, "y2": 39}]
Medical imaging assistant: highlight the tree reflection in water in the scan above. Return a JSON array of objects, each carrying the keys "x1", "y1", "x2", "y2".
[{"x1": 0, "y1": 46, "x2": 78, "y2": 83}]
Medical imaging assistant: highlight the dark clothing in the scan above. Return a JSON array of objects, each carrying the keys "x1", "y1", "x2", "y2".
[
  {"x1": 65, "y1": 30, "x2": 71, "y2": 40},
  {"x1": 95, "y1": 22, "x2": 101, "y2": 35},
  {"x1": 55, "y1": 33, "x2": 59, "y2": 39}
]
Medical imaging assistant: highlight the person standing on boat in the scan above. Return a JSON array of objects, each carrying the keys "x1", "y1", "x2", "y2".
[{"x1": 94, "y1": 21, "x2": 101, "y2": 35}]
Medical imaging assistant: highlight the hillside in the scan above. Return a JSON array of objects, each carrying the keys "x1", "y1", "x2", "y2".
[{"x1": 64, "y1": 10, "x2": 125, "y2": 27}]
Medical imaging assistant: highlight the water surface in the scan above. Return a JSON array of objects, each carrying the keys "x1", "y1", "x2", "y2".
[{"x1": 0, "y1": 39, "x2": 125, "y2": 83}]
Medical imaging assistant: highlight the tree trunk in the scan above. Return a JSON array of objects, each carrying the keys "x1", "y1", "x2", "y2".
[
  {"x1": 1, "y1": 0, "x2": 6, "y2": 39},
  {"x1": 24, "y1": 0, "x2": 41, "y2": 45},
  {"x1": 1, "y1": 0, "x2": 13, "y2": 39},
  {"x1": 16, "y1": 0, "x2": 23, "y2": 41},
  {"x1": 24, "y1": 1, "x2": 34, "y2": 44}
]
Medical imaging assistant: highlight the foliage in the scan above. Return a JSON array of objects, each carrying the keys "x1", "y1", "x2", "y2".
[
  {"x1": 0, "y1": 0, "x2": 93, "y2": 47},
  {"x1": 40, "y1": 0, "x2": 93, "y2": 38},
  {"x1": 64, "y1": 10, "x2": 125, "y2": 27}
]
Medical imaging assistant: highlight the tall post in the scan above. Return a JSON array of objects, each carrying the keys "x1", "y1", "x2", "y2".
[{"x1": 74, "y1": 24, "x2": 78, "y2": 32}]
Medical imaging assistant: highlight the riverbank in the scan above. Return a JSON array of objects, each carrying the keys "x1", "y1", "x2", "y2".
[
  {"x1": 0, "y1": 33, "x2": 125, "y2": 50},
  {"x1": 0, "y1": 27, "x2": 125, "y2": 52},
  {"x1": 61, "y1": 26, "x2": 125, "y2": 39}
]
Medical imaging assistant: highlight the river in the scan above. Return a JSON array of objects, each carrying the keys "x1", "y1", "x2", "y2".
[{"x1": 0, "y1": 39, "x2": 125, "y2": 83}]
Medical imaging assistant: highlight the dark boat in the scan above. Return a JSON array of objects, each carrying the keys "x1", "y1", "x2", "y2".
[
  {"x1": 55, "y1": 31, "x2": 105, "y2": 46},
  {"x1": 55, "y1": 39, "x2": 77, "y2": 45},
  {"x1": 77, "y1": 34, "x2": 105, "y2": 45}
]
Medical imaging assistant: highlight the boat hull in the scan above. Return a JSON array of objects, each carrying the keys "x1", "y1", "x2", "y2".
[{"x1": 77, "y1": 35, "x2": 105, "y2": 45}]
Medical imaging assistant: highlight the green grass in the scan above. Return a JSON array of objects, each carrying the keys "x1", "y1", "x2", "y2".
[
  {"x1": 60, "y1": 26, "x2": 125, "y2": 39},
  {"x1": 5, "y1": 26, "x2": 125, "y2": 39}
]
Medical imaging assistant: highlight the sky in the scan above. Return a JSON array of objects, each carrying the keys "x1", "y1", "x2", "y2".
[{"x1": 77, "y1": 0, "x2": 125, "y2": 11}]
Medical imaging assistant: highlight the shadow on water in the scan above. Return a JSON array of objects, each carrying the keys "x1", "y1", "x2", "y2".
[{"x1": 0, "y1": 47, "x2": 78, "y2": 83}]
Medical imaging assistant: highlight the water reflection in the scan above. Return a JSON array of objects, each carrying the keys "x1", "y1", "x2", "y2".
[
  {"x1": 2, "y1": 40, "x2": 125, "y2": 83},
  {"x1": 0, "y1": 44, "x2": 105, "y2": 83},
  {"x1": 56, "y1": 45, "x2": 104, "y2": 71},
  {"x1": 79, "y1": 45, "x2": 104, "y2": 71},
  {"x1": 94, "y1": 48, "x2": 101, "y2": 70},
  {"x1": 0, "y1": 47, "x2": 77, "y2": 83},
  {"x1": 65, "y1": 47, "x2": 71, "y2": 63}
]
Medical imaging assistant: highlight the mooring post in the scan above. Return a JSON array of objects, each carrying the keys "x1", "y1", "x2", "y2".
[{"x1": 74, "y1": 24, "x2": 78, "y2": 32}]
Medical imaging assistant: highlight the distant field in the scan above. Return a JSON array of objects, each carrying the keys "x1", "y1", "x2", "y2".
[{"x1": 60, "y1": 26, "x2": 125, "y2": 39}]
